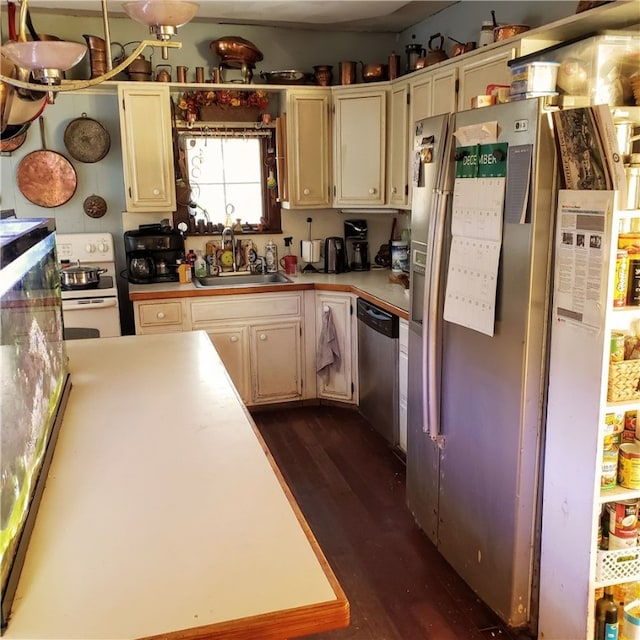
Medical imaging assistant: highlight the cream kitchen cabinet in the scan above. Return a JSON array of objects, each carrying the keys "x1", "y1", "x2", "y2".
[
  {"x1": 332, "y1": 87, "x2": 386, "y2": 207},
  {"x1": 282, "y1": 89, "x2": 332, "y2": 209},
  {"x1": 315, "y1": 291, "x2": 356, "y2": 404},
  {"x1": 456, "y1": 45, "x2": 518, "y2": 112},
  {"x1": 205, "y1": 325, "x2": 250, "y2": 401},
  {"x1": 408, "y1": 65, "x2": 458, "y2": 124},
  {"x1": 133, "y1": 300, "x2": 188, "y2": 334},
  {"x1": 189, "y1": 292, "x2": 304, "y2": 406},
  {"x1": 118, "y1": 84, "x2": 176, "y2": 213},
  {"x1": 387, "y1": 81, "x2": 410, "y2": 209}
]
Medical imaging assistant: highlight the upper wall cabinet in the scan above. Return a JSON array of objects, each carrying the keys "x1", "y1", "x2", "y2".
[
  {"x1": 118, "y1": 84, "x2": 176, "y2": 213},
  {"x1": 333, "y1": 87, "x2": 387, "y2": 207},
  {"x1": 387, "y1": 81, "x2": 410, "y2": 209},
  {"x1": 456, "y1": 46, "x2": 519, "y2": 112},
  {"x1": 282, "y1": 89, "x2": 332, "y2": 209}
]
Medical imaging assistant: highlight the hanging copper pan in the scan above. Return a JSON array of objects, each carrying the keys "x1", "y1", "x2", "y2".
[
  {"x1": 17, "y1": 116, "x2": 77, "y2": 208},
  {"x1": 0, "y1": 122, "x2": 29, "y2": 153},
  {"x1": 63, "y1": 112, "x2": 110, "y2": 163}
]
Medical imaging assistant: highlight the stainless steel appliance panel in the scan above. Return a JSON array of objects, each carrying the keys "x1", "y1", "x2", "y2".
[
  {"x1": 357, "y1": 298, "x2": 399, "y2": 447},
  {"x1": 407, "y1": 98, "x2": 557, "y2": 631}
]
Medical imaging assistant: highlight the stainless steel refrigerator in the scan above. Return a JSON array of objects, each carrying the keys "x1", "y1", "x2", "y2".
[{"x1": 406, "y1": 98, "x2": 557, "y2": 631}]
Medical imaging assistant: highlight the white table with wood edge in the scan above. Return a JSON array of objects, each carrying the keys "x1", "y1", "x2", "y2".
[{"x1": 3, "y1": 331, "x2": 349, "y2": 640}]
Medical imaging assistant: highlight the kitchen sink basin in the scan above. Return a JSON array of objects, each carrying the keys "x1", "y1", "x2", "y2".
[{"x1": 194, "y1": 272, "x2": 293, "y2": 288}]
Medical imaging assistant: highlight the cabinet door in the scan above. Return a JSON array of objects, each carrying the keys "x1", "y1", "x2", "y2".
[
  {"x1": 315, "y1": 293, "x2": 354, "y2": 403},
  {"x1": 409, "y1": 73, "x2": 433, "y2": 123},
  {"x1": 206, "y1": 326, "x2": 250, "y2": 402},
  {"x1": 251, "y1": 321, "x2": 302, "y2": 404},
  {"x1": 457, "y1": 47, "x2": 517, "y2": 112},
  {"x1": 285, "y1": 90, "x2": 332, "y2": 209},
  {"x1": 333, "y1": 89, "x2": 386, "y2": 207},
  {"x1": 388, "y1": 82, "x2": 409, "y2": 208},
  {"x1": 431, "y1": 66, "x2": 458, "y2": 116},
  {"x1": 118, "y1": 85, "x2": 176, "y2": 212}
]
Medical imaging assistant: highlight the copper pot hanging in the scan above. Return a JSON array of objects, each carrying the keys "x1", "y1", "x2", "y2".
[{"x1": 17, "y1": 116, "x2": 77, "y2": 208}]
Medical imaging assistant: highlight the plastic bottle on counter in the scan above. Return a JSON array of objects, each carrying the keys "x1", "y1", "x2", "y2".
[
  {"x1": 264, "y1": 239, "x2": 278, "y2": 273},
  {"x1": 193, "y1": 251, "x2": 207, "y2": 278},
  {"x1": 186, "y1": 248, "x2": 197, "y2": 270},
  {"x1": 178, "y1": 260, "x2": 192, "y2": 284}
]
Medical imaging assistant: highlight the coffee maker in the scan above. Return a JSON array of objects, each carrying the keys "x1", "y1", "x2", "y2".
[
  {"x1": 344, "y1": 219, "x2": 370, "y2": 271},
  {"x1": 124, "y1": 224, "x2": 185, "y2": 284}
]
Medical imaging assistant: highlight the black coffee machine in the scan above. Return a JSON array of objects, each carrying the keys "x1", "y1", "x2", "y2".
[
  {"x1": 344, "y1": 219, "x2": 370, "y2": 271},
  {"x1": 124, "y1": 224, "x2": 185, "y2": 284}
]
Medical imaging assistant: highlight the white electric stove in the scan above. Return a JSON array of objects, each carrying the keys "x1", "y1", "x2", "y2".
[{"x1": 56, "y1": 232, "x2": 122, "y2": 339}]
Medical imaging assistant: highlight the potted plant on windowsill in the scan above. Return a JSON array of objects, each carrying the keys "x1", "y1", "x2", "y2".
[{"x1": 177, "y1": 89, "x2": 269, "y2": 123}]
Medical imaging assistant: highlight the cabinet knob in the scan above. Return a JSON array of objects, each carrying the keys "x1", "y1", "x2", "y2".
[
  {"x1": 153, "y1": 188, "x2": 160, "y2": 196},
  {"x1": 303, "y1": 188, "x2": 311, "y2": 196},
  {"x1": 259, "y1": 334, "x2": 267, "y2": 341},
  {"x1": 230, "y1": 335, "x2": 238, "y2": 343},
  {"x1": 368, "y1": 187, "x2": 376, "y2": 195},
  {"x1": 157, "y1": 312, "x2": 165, "y2": 319}
]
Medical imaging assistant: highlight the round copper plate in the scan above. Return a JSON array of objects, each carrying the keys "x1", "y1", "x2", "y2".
[
  {"x1": 83, "y1": 194, "x2": 107, "y2": 218},
  {"x1": 16, "y1": 117, "x2": 77, "y2": 208},
  {"x1": 63, "y1": 113, "x2": 110, "y2": 163}
]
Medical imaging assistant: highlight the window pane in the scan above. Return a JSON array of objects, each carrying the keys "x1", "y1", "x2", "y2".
[{"x1": 184, "y1": 135, "x2": 264, "y2": 225}]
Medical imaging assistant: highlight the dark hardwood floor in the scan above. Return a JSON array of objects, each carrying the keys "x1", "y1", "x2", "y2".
[{"x1": 252, "y1": 404, "x2": 524, "y2": 640}]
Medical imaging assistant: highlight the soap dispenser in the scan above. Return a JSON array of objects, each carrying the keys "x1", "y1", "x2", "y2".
[{"x1": 264, "y1": 239, "x2": 278, "y2": 273}]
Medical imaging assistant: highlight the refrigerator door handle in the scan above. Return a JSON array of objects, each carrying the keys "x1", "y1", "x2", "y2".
[{"x1": 423, "y1": 190, "x2": 449, "y2": 447}]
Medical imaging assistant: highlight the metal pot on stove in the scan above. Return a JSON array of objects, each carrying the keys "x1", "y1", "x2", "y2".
[{"x1": 60, "y1": 260, "x2": 106, "y2": 288}]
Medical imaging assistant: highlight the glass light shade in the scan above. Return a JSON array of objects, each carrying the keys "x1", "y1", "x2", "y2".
[
  {"x1": 1, "y1": 41, "x2": 86, "y2": 72},
  {"x1": 122, "y1": 1, "x2": 199, "y2": 28}
]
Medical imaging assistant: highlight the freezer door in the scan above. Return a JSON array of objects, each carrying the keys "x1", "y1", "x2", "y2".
[
  {"x1": 410, "y1": 113, "x2": 451, "y2": 242},
  {"x1": 436, "y1": 99, "x2": 556, "y2": 629}
]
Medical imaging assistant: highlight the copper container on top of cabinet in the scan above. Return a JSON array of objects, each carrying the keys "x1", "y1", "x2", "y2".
[{"x1": 339, "y1": 61, "x2": 357, "y2": 85}]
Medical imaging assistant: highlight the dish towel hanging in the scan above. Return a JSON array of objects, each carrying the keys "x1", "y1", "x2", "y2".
[{"x1": 317, "y1": 306, "x2": 341, "y2": 382}]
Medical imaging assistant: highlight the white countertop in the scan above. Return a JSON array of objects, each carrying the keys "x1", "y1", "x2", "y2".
[
  {"x1": 4, "y1": 333, "x2": 348, "y2": 640},
  {"x1": 128, "y1": 268, "x2": 410, "y2": 318}
]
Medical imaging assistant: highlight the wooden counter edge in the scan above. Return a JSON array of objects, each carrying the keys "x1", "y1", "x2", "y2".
[
  {"x1": 147, "y1": 399, "x2": 350, "y2": 640},
  {"x1": 129, "y1": 281, "x2": 409, "y2": 320}
]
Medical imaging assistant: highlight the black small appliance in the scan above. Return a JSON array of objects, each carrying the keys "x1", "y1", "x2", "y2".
[
  {"x1": 124, "y1": 224, "x2": 185, "y2": 284},
  {"x1": 344, "y1": 219, "x2": 370, "y2": 271},
  {"x1": 324, "y1": 237, "x2": 348, "y2": 274}
]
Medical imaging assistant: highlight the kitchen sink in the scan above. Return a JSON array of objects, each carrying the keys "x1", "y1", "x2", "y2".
[{"x1": 194, "y1": 272, "x2": 293, "y2": 288}]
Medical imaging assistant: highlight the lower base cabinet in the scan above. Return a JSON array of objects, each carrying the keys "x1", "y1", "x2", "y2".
[
  {"x1": 205, "y1": 325, "x2": 250, "y2": 401},
  {"x1": 190, "y1": 292, "x2": 304, "y2": 406},
  {"x1": 315, "y1": 292, "x2": 356, "y2": 404}
]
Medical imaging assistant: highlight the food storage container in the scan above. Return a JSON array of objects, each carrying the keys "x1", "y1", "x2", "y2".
[{"x1": 510, "y1": 61, "x2": 560, "y2": 96}]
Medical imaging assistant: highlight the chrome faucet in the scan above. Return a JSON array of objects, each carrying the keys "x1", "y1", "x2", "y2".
[{"x1": 221, "y1": 226, "x2": 236, "y2": 272}]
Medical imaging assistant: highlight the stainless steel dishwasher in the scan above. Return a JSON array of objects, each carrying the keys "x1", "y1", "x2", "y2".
[{"x1": 356, "y1": 297, "x2": 399, "y2": 447}]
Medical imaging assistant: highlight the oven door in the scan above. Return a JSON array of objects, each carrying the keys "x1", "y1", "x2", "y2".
[{"x1": 62, "y1": 297, "x2": 122, "y2": 339}]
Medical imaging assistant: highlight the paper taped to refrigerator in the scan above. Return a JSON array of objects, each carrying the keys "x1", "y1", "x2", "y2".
[{"x1": 444, "y1": 175, "x2": 506, "y2": 336}]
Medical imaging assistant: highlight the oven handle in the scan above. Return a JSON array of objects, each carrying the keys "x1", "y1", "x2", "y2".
[{"x1": 62, "y1": 298, "x2": 118, "y2": 310}]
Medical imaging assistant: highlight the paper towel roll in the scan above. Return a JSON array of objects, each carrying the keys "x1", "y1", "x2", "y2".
[{"x1": 302, "y1": 239, "x2": 322, "y2": 263}]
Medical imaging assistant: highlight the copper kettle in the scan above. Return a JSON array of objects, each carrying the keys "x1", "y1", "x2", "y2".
[{"x1": 425, "y1": 33, "x2": 448, "y2": 66}]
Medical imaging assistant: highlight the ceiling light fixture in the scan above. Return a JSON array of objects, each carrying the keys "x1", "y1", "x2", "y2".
[{"x1": 0, "y1": 0, "x2": 198, "y2": 103}]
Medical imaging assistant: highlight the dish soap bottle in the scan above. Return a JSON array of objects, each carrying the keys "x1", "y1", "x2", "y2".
[
  {"x1": 194, "y1": 250, "x2": 208, "y2": 278},
  {"x1": 264, "y1": 239, "x2": 277, "y2": 273}
]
